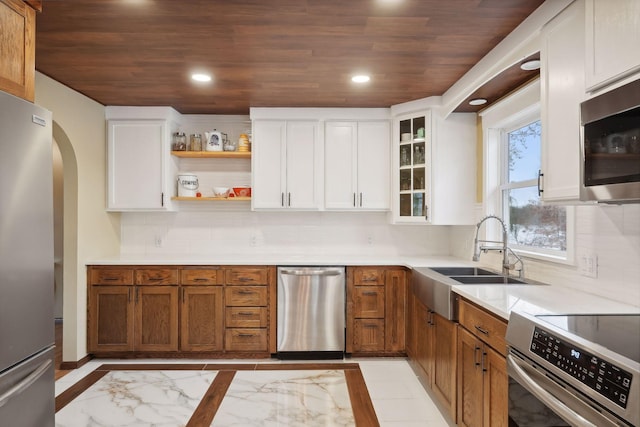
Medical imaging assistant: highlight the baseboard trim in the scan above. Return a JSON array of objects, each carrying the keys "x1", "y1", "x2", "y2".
[{"x1": 59, "y1": 354, "x2": 92, "y2": 370}]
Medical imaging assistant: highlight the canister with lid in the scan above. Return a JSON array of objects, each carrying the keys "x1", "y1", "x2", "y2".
[
  {"x1": 172, "y1": 132, "x2": 187, "y2": 151},
  {"x1": 190, "y1": 133, "x2": 202, "y2": 151}
]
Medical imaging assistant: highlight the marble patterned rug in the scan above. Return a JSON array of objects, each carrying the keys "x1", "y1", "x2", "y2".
[{"x1": 55, "y1": 363, "x2": 378, "y2": 427}]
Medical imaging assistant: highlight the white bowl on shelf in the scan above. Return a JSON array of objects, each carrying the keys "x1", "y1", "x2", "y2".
[{"x1": 212, "y1": 187, "x2": 230, "y2": 198}]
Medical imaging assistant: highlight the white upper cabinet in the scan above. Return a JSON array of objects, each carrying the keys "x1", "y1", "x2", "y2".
[
  {"x1": 107, "y1": 116, "x2": 177, "y2": 211},
  {"x1": 585, "y1": 0, "x2": 640, "y2": 91},
  {"x1": 325, "y1": 120, "x2": 390, "y2": 210},
  {"x1": 540, "y1": 0, "x2": 585, "y2": 203},
  {"x1": 252, "y1": 120, "x2": 319, "y2": 210},
  {"x1": 391, "y1": 109, "x2": 476, "y2": 225}
]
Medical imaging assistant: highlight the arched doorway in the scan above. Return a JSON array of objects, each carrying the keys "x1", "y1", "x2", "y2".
[{"x1": 52, "y1": 121, "x2": 78, "y2": 369}]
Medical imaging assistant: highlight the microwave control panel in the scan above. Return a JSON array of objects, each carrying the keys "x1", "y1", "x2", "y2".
[{"x1": 531, "y1": 327, "x2": 632, "y2": 408}]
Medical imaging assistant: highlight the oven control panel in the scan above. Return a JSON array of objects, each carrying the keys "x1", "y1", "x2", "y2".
[{"x1": 531, "y1": 327, "x2": 632, "y2": 408}]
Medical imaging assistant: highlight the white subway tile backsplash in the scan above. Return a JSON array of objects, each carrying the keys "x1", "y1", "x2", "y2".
[{"x1": 119, "y1": 203, "x2": 640, "y2": 306}]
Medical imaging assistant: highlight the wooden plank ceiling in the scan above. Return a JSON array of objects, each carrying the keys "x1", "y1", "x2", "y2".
[{"x1": 35, "y1": 0, "x2": 544, "y2": 115}]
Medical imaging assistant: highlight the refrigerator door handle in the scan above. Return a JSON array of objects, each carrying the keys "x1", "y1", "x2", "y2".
[{"x1": 0, "y1": 358, "x2": 52, "y2": 409}]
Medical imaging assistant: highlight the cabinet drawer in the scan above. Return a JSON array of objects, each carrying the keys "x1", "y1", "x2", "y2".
[
  {"x1": 225, "y1": 328, "x2": 268, "y2": 351},
  {"x1": 135, "y1": 268, "x2": 178, "y2": 285},
  {"x1": 225, "y1": 267, "x2": 269, "y2": 285},
  {"x1": 89, "y1": 267, "x2": 133, "y2": 285},
  {"x1": 225, "y1": 307, "x2": 268, "y2": 328},
  {"x1": 180, "y1": 268, "x2": 222, "y2": 285},
  {"x1": 459, "y1": 298, "x2": 507, "y2": 356},
  {"x1": 353, "y1": 319, "x2": 385, "y2": 352},
  {"x1": 353, "y1": 267, "x2": 384, "y2": 285},
  {"x1": 353, "y1": 286, "x2": 385, "y2": 318},
  {"x1": 225, "y1": 286, "x2": 268, "y2": 306}
]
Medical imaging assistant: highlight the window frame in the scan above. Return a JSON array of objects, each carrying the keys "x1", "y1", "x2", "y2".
[{"x1": 480, "y1": 79, "x2": 574, "y2": 265}]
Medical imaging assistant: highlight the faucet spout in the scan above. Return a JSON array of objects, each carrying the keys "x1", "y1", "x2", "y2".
[{"x1": 472, "y1": 215, "x2": 522, "y2": 277}]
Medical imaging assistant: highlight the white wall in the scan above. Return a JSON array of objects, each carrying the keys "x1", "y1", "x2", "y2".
[
  {"x1": 35, "y1": 72, "x2": 121, "y2": 362},
  {"x1": 452, "y1": 204, "x2": 640, "y2": 307},
  {"x1": 121, "y1": 210, "x2": 453, "y2": 257}
]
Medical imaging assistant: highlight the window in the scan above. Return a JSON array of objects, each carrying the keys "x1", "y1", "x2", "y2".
[
  {"x1": 481, "y1": 79, "x2": 573, "y2": 264},
  {"x1": 501, "y1": 120, "x2": 567, "y2": 256}
]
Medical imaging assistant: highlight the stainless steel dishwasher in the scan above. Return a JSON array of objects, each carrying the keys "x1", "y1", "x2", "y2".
[{"x1": 277, "y1": 266, "x2": 345, "y2": 359}]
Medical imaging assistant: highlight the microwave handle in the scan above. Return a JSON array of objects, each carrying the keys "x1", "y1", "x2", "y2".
[{"x1": 507, "y1": 354, "x2": 598, "y2": 427}]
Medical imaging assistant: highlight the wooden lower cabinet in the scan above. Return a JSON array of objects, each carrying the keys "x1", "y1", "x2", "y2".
[
  {"x1": 88, "y1": 285, "x2": 134, "y2": 352},
  {"x1": 347, "y1": 266, "x2": 407, "y2": 355},
  {"x1": 135, "y1": 286, "x2": 179, "y2": 352},
  {"x1": 88, "y1": 265, "x2": 275, "y2": 356},
  {"x1": 410, "y1": 296, "x2": 457, "y2": 421},
  {"x1": 457, "y1": 310, "x2": 508, "y2": 427},
  {"x1": 87, "y1": 285, "x2": 179, "y2": 353},
  {"x1": 180, "y1": 286, "x2": 224, "y2": 351}
]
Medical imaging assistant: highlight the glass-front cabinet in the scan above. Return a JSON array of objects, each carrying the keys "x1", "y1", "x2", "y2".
[{"x1": 396, "y1": 111, "x2": 431, "y2": 222}]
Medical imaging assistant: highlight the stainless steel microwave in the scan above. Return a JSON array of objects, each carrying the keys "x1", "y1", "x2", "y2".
[{"x1": 580, "y1": 78, "x2": 640, "y2": 203}]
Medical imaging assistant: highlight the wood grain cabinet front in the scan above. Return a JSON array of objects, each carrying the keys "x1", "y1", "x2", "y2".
[
  {"x1": 456, "y1": 298, "x2": 508, "y2": 427},
  {"x1": 180, "y1": 285, "x2": 224, "y2": 352},
  {"x1": 223, "y1": 266, "x2": 274, "y2": 353},
  {"x1": 0, "y1": 0, "x2": 36, "y2": 101},
  {"x1": 347, "y1": 266, "x2": 406, "y2": 355},
  {"x1": 88, "y1": 285, "x2": 135, "y2": 352}
]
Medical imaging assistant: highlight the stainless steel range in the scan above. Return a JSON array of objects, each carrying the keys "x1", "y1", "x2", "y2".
[{"x1": 507, "y1": 312, "x2": 639, "y2": 426}]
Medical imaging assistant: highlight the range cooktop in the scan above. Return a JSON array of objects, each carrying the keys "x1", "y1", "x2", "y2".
[{"x1": 535, "y1": 314, "x2": 640, "y2": 363}]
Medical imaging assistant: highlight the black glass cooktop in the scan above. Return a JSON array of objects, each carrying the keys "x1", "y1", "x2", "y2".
[{"x1": 535, "y1": 314, "x2": 640, "y2": 363}]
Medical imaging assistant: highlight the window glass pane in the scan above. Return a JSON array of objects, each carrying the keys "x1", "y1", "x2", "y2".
[
  {"x1": 506, "y1": 187, "x2": 566, "y2": 251},
  {"x1": 508, "y1": 120, "x2": 541, "y2": 182}
]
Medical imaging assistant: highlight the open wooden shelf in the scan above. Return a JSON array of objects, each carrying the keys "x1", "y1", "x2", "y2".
[
  {"x1": 171, "y1": 196, "x2": 251, "y2": 202},
  {"x1": 171, "y1": 151, "x2": 251, "y2": 159}
]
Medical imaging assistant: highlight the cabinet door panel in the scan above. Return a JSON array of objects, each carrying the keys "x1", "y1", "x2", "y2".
[
  {"x1": 252, "y1": 120, "x2": 286, "y2": 208},
  {"x1": 135, "y1": 286, "x2": 179, "y2": 352},
  {"x1": 286, "y1": 121, "x2": 318, "y2": 209},
  {"x1": 358, "y1": 121, "x2": 390, "y2": 209},
  {"x1": 180, "y1": 286, "x2": 223, "y2": 352},
  {"x1": 325, "y1": 121, "x2": 357, "y2": 209},
  {"x1": 457, "y1": 327, "x2": 484, "y2": 427},
  {"x1": 483, "y1": 346, "x2": 508, "y2": 427},
  {"x1": 384, "y1": 269, "x2": 406, "y2": 352},
  {"x1": 415, "y1": 301, "x2": 432, "y2": 383},
  {"x1": 432, "y1": 313, "x2": 457, "y2": 421},
  {"x1": 0, "y1": 0, "x2": 35, "y2": 101},
  {"x1": 107, "y1": 120, "x2": 166, "y2": 210},
  {"x1": 88, "y1": 286, "x2": 134, "y2": 352}
]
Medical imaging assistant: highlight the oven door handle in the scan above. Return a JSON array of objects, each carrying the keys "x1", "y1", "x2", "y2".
[{"x1": 507, "y1": 354, "x2": 600, "y2": 427}]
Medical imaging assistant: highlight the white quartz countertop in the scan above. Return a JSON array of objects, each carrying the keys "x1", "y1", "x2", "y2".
[{"x1": 88, "y1": 254, "x2": 640, "y2": 320}]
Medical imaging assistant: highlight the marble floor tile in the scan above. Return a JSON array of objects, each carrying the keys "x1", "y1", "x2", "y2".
[
  {"x1": 55, "y1": 370, "x2": 216, "y2": 427},
  {"x1": 213, "y1": 370, "x2": 354, "y2": 427}
]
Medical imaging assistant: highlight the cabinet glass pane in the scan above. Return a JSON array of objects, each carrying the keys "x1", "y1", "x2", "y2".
[
  {"x1": 400, "y1": 194, "x2": 411, "y2": 216},
  {"x1": 413, "y1": 193, "x2": 424, "y2": 217},
  {"x1": 412, "y1": 117, "x2": 425, "y2": 138},
  {"x1": 413, "y1": 142, "x2": 425, "y2": 165},
  {"x1": 400, "y1": 144, "x2": 411, "y2": 167},
  {"x1": 400, "y1": 119, "x2": 411, "y2": 139},
  {"x1": 413, "y1": 167, "x2": 425, "y2": 190},
  {"x1": 400, "y1": 169, "x2": 411, "y2": 191}
]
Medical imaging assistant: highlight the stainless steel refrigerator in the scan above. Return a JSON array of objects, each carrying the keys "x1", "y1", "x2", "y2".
[{"x1": 0, "y1": 90, "x2": 55, "y2": 426}]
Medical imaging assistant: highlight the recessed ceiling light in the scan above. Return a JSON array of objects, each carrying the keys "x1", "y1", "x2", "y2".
[
  {"x1": 469, "y1": 98, "x2": 488, "y2": 106},
  {"x1": 520, "y1": 59, "x2": 541, "y2": 71},
  {"x1": 352, "y1": 75, "x2": 370, "y2": 83},
  {"x1": 191, "y1": 73, "x2": 212, "y2": 82}
]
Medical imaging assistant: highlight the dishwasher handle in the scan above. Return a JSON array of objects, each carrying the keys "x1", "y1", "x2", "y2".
[{"x1": 279, "y1": 268, "x2": 343, "y2": 277}]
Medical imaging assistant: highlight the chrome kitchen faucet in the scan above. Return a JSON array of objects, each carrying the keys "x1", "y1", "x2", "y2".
[{"x1": 472, "y1": 215, "x2": 524, "y2": 278}]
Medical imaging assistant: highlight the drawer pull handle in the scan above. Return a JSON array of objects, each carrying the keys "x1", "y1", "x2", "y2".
[
  {"x1": 237, "y1": 290, "x2": 255, "y2": 295},
  {"x1": 103, "y1": 277, "x2": 119, "y2": 281},
  {"x1": 238, "y1": 312, "x2": 254, "y2": 316},
  {"x1": 363, "y1": 324, "x2": 378, "y2": 329},
  {"x1": 148, "y1": 277, "x2": 163, "y2": 281},
  {"x1": 237, "y1": 277, "x2": 253, "y2": 282},
  {"x1": 475, "y1": 325, "x2": 489, "y2": 335},
  {"x1": 237, "y1": 333, "x2": 256, "y2": 338},
  {"x1": 193, "y1": 278, "x2": 208, "y2": 282},
  {"x1": 362, "y1": 291, "x2": 378, "y2": 296}
]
